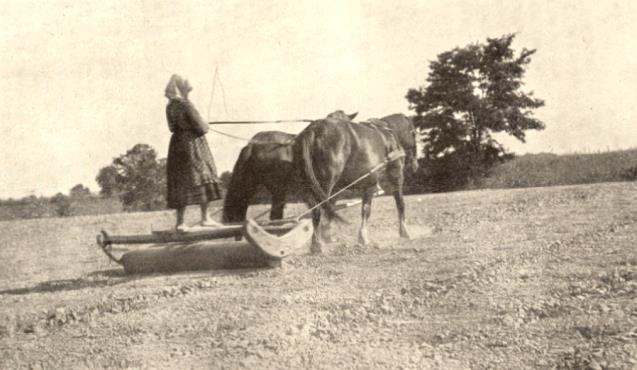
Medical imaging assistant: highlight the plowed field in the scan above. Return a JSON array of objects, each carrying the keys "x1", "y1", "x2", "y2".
[{"x1": 1, "y1": 182, "x2": 636, "y2": 369}]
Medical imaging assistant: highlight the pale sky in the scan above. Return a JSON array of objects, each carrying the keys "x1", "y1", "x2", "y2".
[{"x1": 1, "y1": 0, "x2": 637, "y2": 198}]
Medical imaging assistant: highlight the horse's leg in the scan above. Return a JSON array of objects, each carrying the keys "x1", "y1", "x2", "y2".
[
  {"x1": 387, "y1": 163, "x2": 411, "y2": 239},
  {"x1": 269, "y1": 187, "x2": 286, "y2": 220},
  {"x1": 394, "y1": 189, "x2": 411, "y2": 239},
  {"x1": 176, "y1": 206, "x2": 186, "y2": 229},
  {"x1": 358, "y1": 186, "x2": 376, "y2": 246},
  {"x1": 320, "y1": 200, "x2": 337, "y2": 243},
  {"x1": 320, "y1": 167, "x2": 343, "y2": 243},
  {"x1": 311, "y1": 207, "x2": 323, "y2": 254}
]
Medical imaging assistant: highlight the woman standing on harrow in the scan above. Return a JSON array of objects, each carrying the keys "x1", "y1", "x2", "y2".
[{"x1": 164, "y1": 74, "x2": 222, "y2": 231}]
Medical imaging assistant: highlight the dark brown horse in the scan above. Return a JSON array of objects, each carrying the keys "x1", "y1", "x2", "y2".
[
  {"x1": 293, "y1": 113, "x2": 418, "y2": 252},
  {"x1": 221, "y1": 131, "x2": 296, "y2": 224},
  {"x1": 222, "y1": 111, "x2": 359, "y2": 224}
]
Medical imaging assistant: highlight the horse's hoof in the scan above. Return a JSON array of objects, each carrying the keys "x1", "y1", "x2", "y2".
[
  {"x1": 400, "y1": 228, "x2": 412, "y2": 240},
  {"x1": 310, "y1": 244, "x2": 323, "y2": 254}
]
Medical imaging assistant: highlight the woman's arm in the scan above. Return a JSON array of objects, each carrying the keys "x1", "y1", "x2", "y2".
[
  {"x1": 184, "y1": 100, "x2": 209, "y2": 136},
  {"x1": 166, "y1": 105, "x2": 176, "y2": 133}
]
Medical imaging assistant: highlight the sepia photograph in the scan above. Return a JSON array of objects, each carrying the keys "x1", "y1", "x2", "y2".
[{"x1": 1, "y1": 0, "x2": 636, "y2": 368}]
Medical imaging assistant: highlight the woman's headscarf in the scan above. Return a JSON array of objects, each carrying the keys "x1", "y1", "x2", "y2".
[{"x1": 165, "y1": 74, "x2": 192, "y2": 99}]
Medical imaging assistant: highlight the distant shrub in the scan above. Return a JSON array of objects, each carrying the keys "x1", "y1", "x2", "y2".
[
  {"x1": 478, "y1": 149, "x2": 637, "y2": 189},
  {"x1": 0, "y1": 195, "x2": 123, "y2": 221},
  {"x1": 51, "y1": 193, "x2": 73, "y2": 217},
  {"x1": 21, "y1": 195, "x2": 48, "y2": 219},
  {"x1": 406, "y1": 149, "x2": 513, "y2": 193},
  {"x1": 621, "y1": 166, "x2": 637, "y2": 181}
]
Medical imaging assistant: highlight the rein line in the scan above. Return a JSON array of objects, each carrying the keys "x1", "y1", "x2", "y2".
[
  {"x1": 209, "y1": 127, "x2": 295, "y2": 145},
  {"x1": 208, "y1": 127, "x2": 253, "y2": 142},
  {"x1": 208, "y1": 119, "x2": 313, "y2": 125}
]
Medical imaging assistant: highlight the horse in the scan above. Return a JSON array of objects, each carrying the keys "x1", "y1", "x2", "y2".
[
  {"x1": 221, "y1": 131, "x2": 296, "y2": 224},
  {"x1": 221, "y1": 111, "x2": 359, "y2": 224},
  {"x1": 292, "y1": 113, "x2": 419, "y2": 252},
  {"x1": 222, "y1": 110, "x2": 358, "y2": 223}
]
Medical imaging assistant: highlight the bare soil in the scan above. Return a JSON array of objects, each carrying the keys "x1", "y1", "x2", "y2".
[{"x1": 0, "y1": 182, "x2": 636, "y2": 369}]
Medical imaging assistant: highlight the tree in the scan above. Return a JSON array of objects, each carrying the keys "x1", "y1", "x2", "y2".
[
  {"x1": 21, "y1": 195, "x2": 47, "y2": 219},
  {"x1": 69, "y1": 184, "x2": 91, "y2": 199},
  {"x1": 406, "y1": 34, "x2": 545, "y2": 189},
  {"x1": 97, "y1": 144, "x2": 166, "y2": 211},
  {"x1": 51, "y1": 192, "x2": 73, "y2": 217},
  {"x1": 96, "y1": 166, "x2": 120, "y2": 197}
]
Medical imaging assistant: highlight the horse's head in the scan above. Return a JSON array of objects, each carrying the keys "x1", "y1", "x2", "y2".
[
  {"x1": 221, "y1": 145, "x2": 254, "y2": 224},
  {"x1": 222, "y1": 185, "x2": 251, "y2": 224},
  {"x1": 382, "y1": 114, "x2": 419, "y2": 173}
]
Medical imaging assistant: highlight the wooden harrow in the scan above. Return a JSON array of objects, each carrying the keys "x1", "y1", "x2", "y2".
[{"x1": 96, "y1": 198, "x2": 369, "y2": 274}]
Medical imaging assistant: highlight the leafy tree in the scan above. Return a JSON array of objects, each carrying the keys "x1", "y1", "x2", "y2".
[
  {"x1": 406, "y1": 34, "x2": 545, "y2": 189},
  {"x1": 97, "y1": 144, "x2": 166, "y2": 211},
  {"x1": 96, "y1": 166, "x2": 120, "y2": 197},
  {"x1": 21, "y1": 195, "x2": 47, "y2": 219},
  {"x1": 51, "y1": 192, "x2": 73, "y2": 217},
  {"x1": 69, "y1": 184, "x2": 91, "y2": 199}
]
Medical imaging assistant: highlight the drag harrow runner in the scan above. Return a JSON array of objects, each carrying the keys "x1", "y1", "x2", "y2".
[{"x1": 97, "y1": 218, "x2": 313, "y2": 274}]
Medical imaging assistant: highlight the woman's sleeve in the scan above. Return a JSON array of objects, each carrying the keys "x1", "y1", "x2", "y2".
[
  {"x1": 184, "y1": 101, "x2": 209, "y2": 136},
  {"x1": 166, "y1": 106, "x2": 175, "y2": 132}
]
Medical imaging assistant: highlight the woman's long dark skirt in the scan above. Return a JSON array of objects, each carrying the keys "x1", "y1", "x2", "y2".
[{"x1": 166, "y1": 131, "x2": 221, "y2": 209}]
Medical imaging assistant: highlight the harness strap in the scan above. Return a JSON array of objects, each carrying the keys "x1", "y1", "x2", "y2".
[{"x1": 362, "y1": 119, "x2": 402, "y2": 162}]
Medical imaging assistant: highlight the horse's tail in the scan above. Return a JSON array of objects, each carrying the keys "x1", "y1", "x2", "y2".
[
  {"x1": 298, "y1": 129, "x2": 345, "y2": 223},
  {"x1": 222, "y1": 144, "x2": 255, "y2": 223}
]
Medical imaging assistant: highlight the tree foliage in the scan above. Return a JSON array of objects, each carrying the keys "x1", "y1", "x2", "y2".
[
  {"x1": 69, "y1": 184, "x2": 91, "y2": 199},
  {"x1": 51, "y1": 192, "x2": 73, "y2": 217},
  {"x1": 21, "y1": 195, "x2": 48, "y2": 219},
  {"x1": 96, "y1": 166, "x2": 120, "y2": 197},
  {"x1": 406, "y1": 34, "x2": 545, "y2": 190},
  {"x1": 96, "y1": 144, "x2": 166, "y2": 211}
]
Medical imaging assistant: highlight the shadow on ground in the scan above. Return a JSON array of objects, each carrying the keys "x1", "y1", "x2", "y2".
[{"x1": 0, "y1": 269, "x2": 132, "y2": 296}]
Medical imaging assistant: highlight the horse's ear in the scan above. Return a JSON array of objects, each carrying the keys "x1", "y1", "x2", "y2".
[{"x1": 348, "y1": 112, "x2": 358, "y2": 120}]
